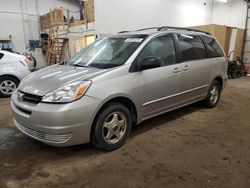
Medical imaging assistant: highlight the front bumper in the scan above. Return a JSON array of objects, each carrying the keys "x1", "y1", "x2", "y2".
[
  {"x1": 11, "y1": 91, "x2": 101, "y2": 146},
  {"x1": 14, "y1": 119, "x2": 73, "y2": 144}
]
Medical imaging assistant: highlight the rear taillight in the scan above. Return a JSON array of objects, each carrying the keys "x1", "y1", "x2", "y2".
[{"x1": 26, "y1": 55, "x2": 32, "y2": 61}]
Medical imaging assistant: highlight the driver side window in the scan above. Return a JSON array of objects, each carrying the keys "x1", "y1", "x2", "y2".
[{"x1": 138, "y1": 34, "x2": 177, "y2": 67}]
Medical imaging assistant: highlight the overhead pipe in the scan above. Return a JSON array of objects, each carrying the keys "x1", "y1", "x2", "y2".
[
  {"x1": 20, "y1": 0, "x2": 28, "y2": 51},
  {"x1": 35, "y1": 0, "x2": 41, "y2": 37}
]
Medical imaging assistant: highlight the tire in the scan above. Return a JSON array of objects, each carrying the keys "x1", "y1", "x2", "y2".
[
  {"x1": 205, "y1": 80, "x2": 221, "y2": 108},
  {"x1": 91, "y1": 103, "x2": 132, "y2": 151},
  {"x1": 0, "y1": 76, "x2": 19, "y2": 97}
]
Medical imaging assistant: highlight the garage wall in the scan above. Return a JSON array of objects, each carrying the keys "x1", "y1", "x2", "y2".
[
  {"x1": 211, "y1": 0, "x2": 247, "y2": 29},
  {"x1": 95, "y1": 0, "x2": 213, "y2": 35},
  {"x1": 0, "y1": 0, "x2": 79, "y2": 54},
  {"x1": 1, "y1": 0, "x2": 248, "y2": 56},
  {"x1": 0, "y1": 1, "x2": 25, "y2": 53}
]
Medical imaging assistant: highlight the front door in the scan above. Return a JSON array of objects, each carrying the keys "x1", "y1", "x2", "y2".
[{"x1": 136, "y1": 34, "x2": 182, "y2": 119}]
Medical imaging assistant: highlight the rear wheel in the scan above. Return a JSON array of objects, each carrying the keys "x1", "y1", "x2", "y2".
[
  {"x1": 0, "y1": 76, "x2": 19, "y2": 97},
  {"x1": 205, "y1": 80, "x2": 221, "y2": 108},
  {"x1": 91, "y1": 103, "x2": 132, "y2": 151}
]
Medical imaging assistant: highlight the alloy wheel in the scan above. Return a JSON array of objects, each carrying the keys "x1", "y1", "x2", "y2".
[
  {"x1": 209, "y1": 85, "x2": 219, "y2": 105},
  {"x1": 0, "y1": 80, "x2": 17, "y2": 95},
  {"x1": 102, "y1": 112, "x2": 127, "y2": 144}
]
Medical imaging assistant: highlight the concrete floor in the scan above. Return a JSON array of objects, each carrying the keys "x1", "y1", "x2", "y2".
[{"x1": 1, "y1": 78, "x2": 250, "y2": 188}]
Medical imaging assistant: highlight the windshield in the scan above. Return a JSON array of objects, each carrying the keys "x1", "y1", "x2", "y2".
[{"x1": 66, "y1": 36, "x2": 146, "y2": 69}]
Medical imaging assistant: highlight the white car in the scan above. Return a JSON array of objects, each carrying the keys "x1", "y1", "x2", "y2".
[{"x1": 0, "y1": 50, "x2": 31, "y2": 97}]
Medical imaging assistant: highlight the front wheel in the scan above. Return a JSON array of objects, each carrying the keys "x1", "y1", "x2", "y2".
[
  {"x1": 0, "y1": 76, "x2": 19, "y2": 97},
  {"x1": 205, "y1": 80, "x2": 221, "y2": 108},
  {"x1": 91, "y1": 103, "x2": 132, "y2": 151}
]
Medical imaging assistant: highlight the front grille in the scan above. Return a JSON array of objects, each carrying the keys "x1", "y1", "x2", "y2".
[
  {"x1": 15, "y1": 121, "x2": 72, "y2": 143},
  {"x1": 19, "y1": 91, "x2": 42, "y2": 104}
]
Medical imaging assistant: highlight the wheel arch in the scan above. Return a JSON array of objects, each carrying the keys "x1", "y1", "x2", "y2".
[
  {"x1": 213, "y1": 76, "x2": 223, "y2": 89},
  {"x1": 0, "y1": 74, "x2": 20, "y2": 83},
  {"x1": 90, "y1": 96, "x2": 138, "y2": 140}
]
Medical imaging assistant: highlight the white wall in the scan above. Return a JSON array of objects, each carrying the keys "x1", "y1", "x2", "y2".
[
  {"x1": 0, "y1": 0, "x2": 25, "y2": 53},
  {"x1": 95, "y1": 0, "x2": 213, "y2": 35},
  {"x1": 0, "y1": 0, "x2": 79, "y2": 54},
  {"x1": 211, "y1": 0, "x2": 247, "y2": 29},
  {"x1": 1, "y1": 0, "x2": 248, "y2": 53}
]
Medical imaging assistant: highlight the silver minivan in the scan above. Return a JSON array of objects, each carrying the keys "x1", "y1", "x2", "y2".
[{"x1": 11, "y1": 27, "x2": 228, "y2": 150}]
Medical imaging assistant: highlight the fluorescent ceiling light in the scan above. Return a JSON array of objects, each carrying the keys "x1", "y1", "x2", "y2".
[{"x1": 216, "y1": 0, "x2": 228, "y2": 3}]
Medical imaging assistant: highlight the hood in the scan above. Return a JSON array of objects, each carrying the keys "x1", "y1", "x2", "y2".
[{"x1": 19, "y1": 65, "x2": 107, "y2": 96}]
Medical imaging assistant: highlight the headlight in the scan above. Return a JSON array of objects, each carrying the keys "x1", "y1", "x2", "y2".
[{"x1": 42, "y1": 81, "x2": 91, "y2": 103}]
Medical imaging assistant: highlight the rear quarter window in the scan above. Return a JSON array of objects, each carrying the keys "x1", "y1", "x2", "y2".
[
  {"x1": 0, "y1": 53, "x2": 4, "y2": 60},
  {"x1": 178, "y1": 34, "x2": 207, "y2": 62},
  {"x1": 203, "y1": 36, "x2": 224, "y2": 58}
]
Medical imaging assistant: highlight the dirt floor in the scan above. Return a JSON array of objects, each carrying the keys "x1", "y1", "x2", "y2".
[{"x1": 1, "y1": 77, "x2": 250, "y2": 188}]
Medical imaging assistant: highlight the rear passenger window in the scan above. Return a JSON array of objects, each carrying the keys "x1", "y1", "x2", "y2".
[
  {"x1": 0, "y1": 53, "x2": 3, "y2": 60},
  {"x1": 178, "y1": 34, "x2": 207, "y2": 62},
  {"x1": 203, "y1": 36, "x2": 224, "y2": 58},
  {"x1": 138, "y1": 34, "x2": 177, "y2": 67}
]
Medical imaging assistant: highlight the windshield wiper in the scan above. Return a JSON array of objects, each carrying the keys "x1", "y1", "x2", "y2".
[
  {"x1": 73, "y1": 64, "x2": 92, "y2": 68},
  {"x1": 59, "y1": 60, "x2": 67, "y2": 65}
]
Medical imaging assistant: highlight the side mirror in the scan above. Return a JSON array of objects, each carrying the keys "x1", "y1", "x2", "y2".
[{"x1": 138, "y1": 56, "x2": 161, "y2": 71}]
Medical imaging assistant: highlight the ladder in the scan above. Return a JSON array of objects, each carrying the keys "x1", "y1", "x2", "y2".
[
  {"x1": 46, "y1": 25, "x2": 65, "y2": 65},
  {"x1": 45, "y1": 8, "x2": 69, "y2": 66}
]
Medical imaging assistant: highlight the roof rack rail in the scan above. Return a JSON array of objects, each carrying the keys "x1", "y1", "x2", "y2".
[
  {"x1": 118, "y1": 31, "x2": 130, "y2": 34},
  {"x1": 118, "y1": 26, "x2": 211, "y2": 35},
  {"x1": 118, "y1": 27, "x2": 159, "y2": 34},
  {"x1": 136, "y1": 27, "x2": 160, "y2": 31},
  {"x1": 157, "y1": 26, "x2": 211, "y2": 35}
]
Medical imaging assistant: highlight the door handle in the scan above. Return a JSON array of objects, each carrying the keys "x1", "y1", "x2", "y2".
[
  {"x1": 173, "y1": 67, "x2": 181, "y2": 73},
  {"x1": 183, "y1": 65, "x2": 190, "y2": 71}
]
